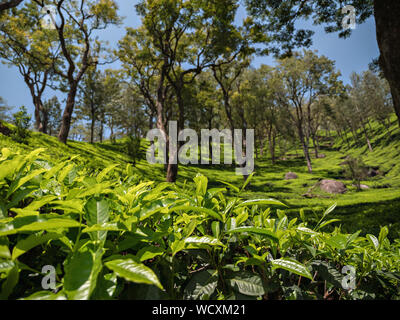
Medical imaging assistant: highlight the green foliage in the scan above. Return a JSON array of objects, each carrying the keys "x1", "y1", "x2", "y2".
[
  {"x1": 11, "y1": 106, "x2": 31, "y2": 144},
  {"x1": 341, "y1": 156, "x2": 369, "y2": 191},
  {"x1": 125, "y1": 136, "x2": 143, "y2": 165},
  {"x1": 0, "y1": 148, "x2": 399, "y2": 300}
]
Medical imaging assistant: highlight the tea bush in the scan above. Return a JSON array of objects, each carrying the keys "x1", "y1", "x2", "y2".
[{"x1": 0, "y1": 148, "x2": 399, "y2": 300}]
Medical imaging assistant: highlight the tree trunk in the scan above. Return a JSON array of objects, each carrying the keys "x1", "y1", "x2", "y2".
[
  {"x1": 99, "y1": 120, "x2": 104, "y2": 143},
  {"x1": 90, "y1": 110, "x2": 95, "y2": 144},
  {"x1": 268, "y1": 130, "x2": 276, "y2": 165},
  {"x1": 374, "y1": 0, "x2": 400, "y2": 128},
  {"x1": 298, "y1": 128, "x2": 312, "y2": 173},
  {"x1": 58, "y1": 86, "x2": 77, "y2": 144},
  {"x1": 362, "y1": 125, "x2": 373, "y2": 152},
  {"x1": 312, "y1": 135, "x2": 319, "y2": 159}
]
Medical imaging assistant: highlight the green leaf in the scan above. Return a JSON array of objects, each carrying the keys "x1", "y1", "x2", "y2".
[
  {"x1": 97, "y1": 164, "x2": 119, "y2": 182},
  {"x1": 20, "y1": 291, "x2": 67, "y2": 300},
  {"x1": 184, "y1": 236, "x2": 224, "y2": 248},
  {"x1": 63, "y1": 247, "x2": 104, "y2": 300},
  {"x1": 378, "y1": 226, "x2": 389, "y2": 249},
  {"x1": 229, "y1": 272, "x2": 265, "y2": 296},
  {"x1": 170, "y1": 206, "x2": 223, "y2": 222},
  {"x1": 91, "y1": 272, "x2": 118, "y2": 300},
  {"x1": 0, "y1": 265, "x2": 19, "y2": 299},
  {"x1": 0, "y1": 216, "x2": 82, "y2": 236},
  {"x1": 105, "y1": 258, "x2": 163, "y2": 290},
  {"x1": 316, "y1": 219, "x2": 341, "y2": 231},
  {"x1": 184, "y1": 269, "x2": 218, "y2": 300},
  {"x1": 271, "y1": 258, "x2": 313, "y2": 280},
  {"x1": 237, "y1": 198, "x2": 286, "y2": 207},
  {"x1": 367, "y1": 234, "x2": 379, "y2": 251},
  {"x1": 12, "y1": 232, "x2": 63, "y2": 260},
  {"x1": 0, "y1": 260, "x2": 15, "y2": 273},
  {"x1": 194, "y1": 174, "x2": 208, "y2": 196},
  {"x1": 0, "y1": 238, "x2": 10, "y2": 259},
  {"x1": 325, "y1": 234, "x2": 348, "y2": 250},
  {"x1": 136, "y1": 246, "x2": 164, "y2": 262},
  {"x1": 311, "y1": 260, "x2": 342, "y2": 288},
  {"x1": 226, "y1": 227, "x2": 279, "y2": 243},
  {"x1": 217, "y1": 180, "x2": 240, "y2": 194},
  {"x1": 240, "y1": 172, "x2": 255, "y2": 192},
  {"x1": 211, "y1": 221, "x2": 220, "y2": 239},
  {"x1": 7, "y1": 168, "x2": 47, "y2": 198},
  {"x1": 85, "y1": 198, "x2": 110, "y2": 242}
]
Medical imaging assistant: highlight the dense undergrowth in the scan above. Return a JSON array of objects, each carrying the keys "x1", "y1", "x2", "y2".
[{"x1": 0, "y1": 148, "x2": 399, "y2": 300}]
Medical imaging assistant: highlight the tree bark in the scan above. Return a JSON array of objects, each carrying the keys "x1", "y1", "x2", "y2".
[
  {"x1": 0, "y1": 0, "x2": 23, "y2": 11},
  {"x1": 374, "y1": 0, "x2": 400, "y2": 127},
  {"x1": 58, "y1": 86, "x2": 77, "y2": 144}
]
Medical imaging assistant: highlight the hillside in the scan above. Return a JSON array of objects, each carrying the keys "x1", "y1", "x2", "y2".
[{"x1": 1, "y1": 116, "x2": 400, "y2": 239}]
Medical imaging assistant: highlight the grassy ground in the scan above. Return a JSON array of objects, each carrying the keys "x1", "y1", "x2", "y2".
[{"x1": 1, "y1": 115, "x2": 400, "y2": 238}]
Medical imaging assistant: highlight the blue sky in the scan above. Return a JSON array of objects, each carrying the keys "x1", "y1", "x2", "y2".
[{"x1": 0, "y1": 0, "x2": 380, "y2": 116}]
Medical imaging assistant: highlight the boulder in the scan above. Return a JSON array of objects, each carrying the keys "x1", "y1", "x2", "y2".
[
  {"x1": 285, "y1": 172, "x2": 298, "y2": 180},
  {"x1": 319, "y1": 179, "x2": 347, "y2": 194}
]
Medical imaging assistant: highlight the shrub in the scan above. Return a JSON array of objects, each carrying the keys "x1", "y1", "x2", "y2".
[
  {"x1": 342, "y1": 156, "x2": 369, "y2": 191},
  {"x1": 0, "y1": 149, "x2": 399, "y2": 300},
  {"x1": 125, "y1": 135, "x2": 142, "y2": 165},
  {"x1": 11, "y1": 106, "x2": 31, "y2": 144}
]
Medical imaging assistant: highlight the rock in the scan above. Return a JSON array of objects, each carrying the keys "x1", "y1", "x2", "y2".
[
  {"x1": 285, "y1": 172, "x2": 298, "y2": 180},
  {"x1": 318, "y1": 153, "x2": 326, "y2": 159},
  {"x1": 319, "y1": 179, "x2": 347, "y2": 194}
]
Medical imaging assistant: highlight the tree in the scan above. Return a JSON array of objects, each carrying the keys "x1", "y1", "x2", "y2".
[
  {"x1": 11, "y1": 105, "x2": 31, "y2": 143},
  {"x1": 0, "y1": 0, "x2": 23, "y2": 12},
  {"x1": 271, "y1": 50, "x2": 343, "y2": 173},
  {"x1": 123, "y1": 0, "x2": 250, "y2": 182},
  {"x1": 43, "y1": 96, "x2": 62, "y2": 137},
  {"x1": 0, "y1": 2, "x2": 59, "y2": 133},
  {"x1": 36, "y1": 0, "x2": 121, "y2": 144},
  {"x1": 244, "y1": 0, "x2": 400, "y2": 129},
  {"x1": 0, "y1": 96, "x2": 12, "y2": 122}
]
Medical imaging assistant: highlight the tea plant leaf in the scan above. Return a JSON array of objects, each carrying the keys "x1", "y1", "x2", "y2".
[
  {"x1": 105, "y1": 258, "x2": 164, "y2": 290},
  {"x1": 237, "y1": 198, "x2": 287, "y2": 207},
  {"x1": 184, "y1": 236, "x2": 225, "y2": 248},
  {"x1": 136, "y1": 246, "x2": 164, "y2": 262},
  {"x1": 229, "y1": 272, "x2": 265, "y2": 296},
  {"x1": 0, "y1": 260, "x2": 15, "y2": 273},
  {"x1": 184, "y1": 269, "x2": 218, "y2": 300},
  {"x1": 0, "y1": 216, "x2": 82, "y2": 236},
  {"x1": 170, "y1": 206, "x2": 223, "y2": 222},
  {"x1": 0, "y1": 265, "x2": 19, "y2": 299},
  {"x1": 7, "y1": 168, "x2": 47, "y2": 198},
  {"x1": 20, "y1": 291, "x2": 67, "y2": 300},
  {"x1": 227, "y1": 227, "x2": 279, "y2": 243},
  {"x1": 85, "y1": 198, "x2": 110, "y2": 242},
  {"x1": 271, "y1": 258, "x2": 313, "y2": 280},
  {"x1": 64, "y1": 247, "x2": 104, "y2": 300},
  {"x1": 12, "y1": 232, "x2": 63, "y2": 260},
  {"x1": 367, "y1": 234, "x2": 379, "y2": 251},
  {"x1": 194, "y1": 174, "x2": 208, "y2": 196}
]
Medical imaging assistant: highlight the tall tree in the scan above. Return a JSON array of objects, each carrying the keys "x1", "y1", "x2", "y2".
[
  {"x1": 33, "y1": 0, "x2": 121, "y2": 144},
  {"x1": 244, "y1": 0, "x2": 400, "y2": 129},
  {"x1": 126, "y1": 0, "x2": 250, "y2": 182},
  {"x1": 0, "y1": 2, "x2": 59, "y2": 133},
  {"x1": 271, "y1": 50, "x2": 343, "y2": 173}
]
